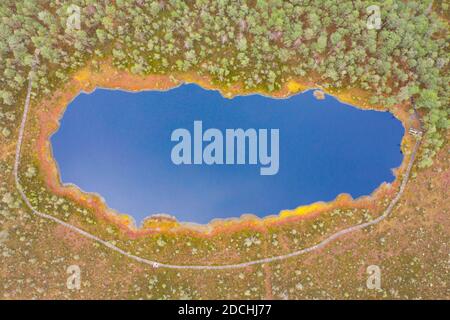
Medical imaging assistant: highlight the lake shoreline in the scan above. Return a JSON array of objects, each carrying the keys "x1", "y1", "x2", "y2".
[{"x1": 30, "y1": 60, "x2": 417, "y2": 237}]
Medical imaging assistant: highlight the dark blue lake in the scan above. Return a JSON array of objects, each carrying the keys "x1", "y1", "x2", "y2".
[{"x1": 51, "y1": 84, "x2": 404, "y2": 224}]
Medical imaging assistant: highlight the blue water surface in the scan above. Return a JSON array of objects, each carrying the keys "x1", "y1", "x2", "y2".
[{"x1": 51, "y1": 84, "x2": 404, "y2": 224}]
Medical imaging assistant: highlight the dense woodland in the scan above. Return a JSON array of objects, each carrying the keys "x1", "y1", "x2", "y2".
[{"x1": 0, "y1": 0, "x2": 448, "y2": 167}]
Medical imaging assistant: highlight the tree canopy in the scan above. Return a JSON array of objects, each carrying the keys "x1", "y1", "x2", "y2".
[{"x1": 0, "y1": 0, "x2": 448, "y2": 166}]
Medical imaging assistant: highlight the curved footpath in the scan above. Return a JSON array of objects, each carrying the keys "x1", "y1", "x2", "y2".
[{"x1": 13, "y1": 59, "x2": 421, "y2": 270}]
